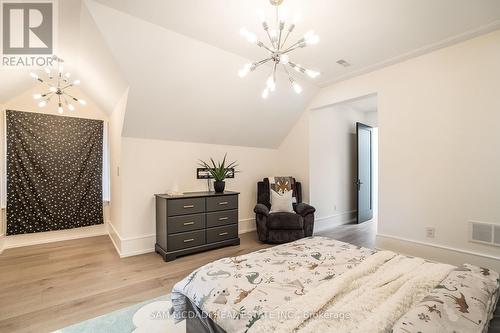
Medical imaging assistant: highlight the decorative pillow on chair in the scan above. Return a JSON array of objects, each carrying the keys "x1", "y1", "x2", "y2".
[{"x1": 270, "y1": 189, "x2": 294, "y2": 213}]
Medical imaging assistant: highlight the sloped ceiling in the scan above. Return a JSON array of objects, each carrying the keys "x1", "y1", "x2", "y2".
[
  {"x1": 1, "y1": 0, "x2": 500, "y2": 147},
  {"x1": 92, "y1": 0, "x2": 500, "y2": 86},
  {"x1": 0, "y1": 0, "x2": 128, "y2": 116}
]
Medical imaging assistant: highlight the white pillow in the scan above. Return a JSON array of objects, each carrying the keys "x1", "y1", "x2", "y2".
[{"x1": 270, "y1": 189, "x2": 294, "y2": 213}]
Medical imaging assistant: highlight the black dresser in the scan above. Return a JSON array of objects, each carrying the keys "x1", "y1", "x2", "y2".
[{"x1": 155, "y1": 191, "x2": 240, "y2": 261}]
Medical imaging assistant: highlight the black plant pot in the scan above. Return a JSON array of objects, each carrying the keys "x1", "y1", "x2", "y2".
[{"x1": 214, "y1": 180, "x2": 225, "y2": 193}]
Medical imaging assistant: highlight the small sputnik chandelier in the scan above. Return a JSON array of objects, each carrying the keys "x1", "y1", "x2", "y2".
[
  {"x1": 238, "y1": 0, "x2": 320, "y2": 99},
  {"x1": 30, "y1": 55, "x2": 86, "y2": 114}
]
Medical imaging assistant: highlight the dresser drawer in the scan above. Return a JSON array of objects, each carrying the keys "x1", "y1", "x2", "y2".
[
  {"x1": 167, "y1": 198, "x2": 205, "y2": 216},
  {"x1": 167, "y1": 230, "x2": 205, "y2": 251},
  {"x1": 206, "y1": 195, "x2": 238, "y2": 212},
  {"x1": 168, "y1": 213, "x2": 205, "y2": 234},
  {"x1": 207, "y1": 225, "x2": 238, "y2": 243},
  {"x1": 206, "y1": 209, "x2": 238, "y2": 228}
]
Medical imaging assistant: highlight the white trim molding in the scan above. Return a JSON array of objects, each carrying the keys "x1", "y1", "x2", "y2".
[
  {"x1": 2, "y1": 223, "x2": 108, "y2": 250},
  {"x1": 109, "y1": 218, "x2": 258, "y2": 258},
  {"x1": 314, "y1": 210, "x2": 357, "y2": 234},
  {"x1": 239, "y1": 217, "x2": 256, "y2": 234},
  {"x1": 376, "y1": 233, "x2": 500, "y2": 272},
  {"x1": 107, "y1": 222, "x2": 155, "y2": 258}
]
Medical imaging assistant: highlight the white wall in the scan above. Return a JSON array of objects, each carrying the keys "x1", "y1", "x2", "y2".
[
  {"x1": 309, "y1": 29, "x2": 500, "y2": 270},
  {"x1": 0, "y1": 86, "x2": 110, "y2": 252},
  {"x1": 310, "y1": 103, "x2": 377, "y2": 231},
  {"x1": 113, "y1": 137, "x2": 289, "y2": 256},
  {"x1": 107, "y1": 88, "x2": 129, "y2": 253},
  {"x1": 276, "y1": 111, "x2": 311, "y2": 202}
]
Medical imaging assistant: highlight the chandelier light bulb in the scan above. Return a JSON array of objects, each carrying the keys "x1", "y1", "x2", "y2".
[
  {"x1": 291, "y1": 80, "x2": 302, "y2": 94},
  {"x1": 58, "y1": 106, "x2": 64, "y2": 114},
  {"x1": 65, "y1": 72, "x2": 71, "y2": 79},
  {"x1": 279, "y1": 54, "x2": 290, "y2": 64},
  {"x1": 237, "y1": 2, "x2": 320, "y2": 98},
  {"x1": 306, "y1": 69, "x2": 320, "y2": 78},
  {"x1": 33, "y1": 94, "x2": 42, "y2": 100},
  {"x1": 278, "y1": 8, "x2": 288, "y2": 24},
  {"x1": 266, "y1": 76, "x2": 276, "y2": 91},
  {"x1": 68, "y1": 104, "x2": 75, "y2": 111},
  {"x1": 262, "y1": 88, "x2": 269, "y2": 99},
  {"x1": 78, "y1": 99, "x2": 87, "y2": 106},
  {"x1": 38, "y1": 100, "x2": 47, "y2": 108},
  {"x1": 72, "y1": 79, "x2": 81, "y2": 85},
  {"x1": 293, "y1": 13, "x2": 302, "y2": 24},
  {"x1": 257, "y1": 9, "x2": 266, "y2": 23},
  {"x1": 49, "y1": 86, "x2": 57, "y2": 92},
  {"x1": 238, "y1": 63, "x2": 252, "y2": 78},
  {"x1": 304, "y1": 30, "x2": 319, "y2": 45},
  {"x1": 58, "y1": 65, "x2": 64, "y2": 73},
  {"x1": 30, "y1": 72, "x2": 39, "y2": 80},
  {"x1": 240, "y1": 28, "x2": 257, "y2": 44}
]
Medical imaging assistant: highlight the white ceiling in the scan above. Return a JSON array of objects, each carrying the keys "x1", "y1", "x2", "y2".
[
  {"x1": 93, "y1": 0, "x2": 500, "y2": 86},
  {"x1": 1, "y1": 0, "x2": 499, "y2": 148}
]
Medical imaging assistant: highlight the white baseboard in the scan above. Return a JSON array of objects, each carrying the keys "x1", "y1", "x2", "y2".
[
  {"x1": 239, "y1": 218, "x2": 256, "y2": 234},
  {"x1": 107, "y1": 222, "x2": 155, "y2": 258},
  {"x1": 0, "y1": 234, "x2": 4, "y2": 254},
  {"x1": 376, "y1": 233, "x2": 500, "y2": 272},
  {"x1": 2, "y1": 223, "x2": 108, "y2": 250},
  {"x1": 108, "y1": 218, "x2": 257, "y2": 258},
  {"x1": 314, "y1": 210, "x2": 357, "y2": 233}
]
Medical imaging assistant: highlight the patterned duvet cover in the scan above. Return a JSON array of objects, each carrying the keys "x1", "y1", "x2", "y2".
[{"x1": 171, "y1": 237, "x2": 499, "y2": 333}]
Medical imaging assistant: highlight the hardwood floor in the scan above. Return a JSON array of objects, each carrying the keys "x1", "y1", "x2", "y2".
[{"x1": 0, "y1": 220, "x2": 376, "y2": 333}]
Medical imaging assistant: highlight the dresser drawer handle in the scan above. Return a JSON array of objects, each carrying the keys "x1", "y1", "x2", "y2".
[
  {"x1": 218, "y1": 217, "x2": 229, "y2": 221},
  {"x1": 183, "y1": 205, "x2": 195, "y2": 209},
  {"x1": 183, "y1": 222, "x2": 195, "y2": 226},
  {"x1": 183, "y1": 238, "x2": 195, "y2": 243},
  {"x1": 218, "y1": 202, "x2": 228, "y2": 205},
  {"x1": 219, "y1": 232, "x2": 229, "y2": 236}
]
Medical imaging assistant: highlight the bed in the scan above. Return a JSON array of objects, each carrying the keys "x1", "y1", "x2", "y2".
[{"x1": 171, "y1": 237, "x2": 500, "y2": 333}]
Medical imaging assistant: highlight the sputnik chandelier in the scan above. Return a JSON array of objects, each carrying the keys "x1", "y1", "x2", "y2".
[
  {"x1": 30, "y1": 55, "x2": 86, "y2": 114},
  {"x1": 238, "y1": 0, "x2": 320, "y2": 98}
]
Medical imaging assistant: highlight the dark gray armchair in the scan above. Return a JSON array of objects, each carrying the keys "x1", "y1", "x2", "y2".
[{"x1": 254, "y1": 178, "x2": 315, "y2": 243}]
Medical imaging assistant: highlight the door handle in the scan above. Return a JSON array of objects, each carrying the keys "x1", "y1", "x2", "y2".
[
  {"x1": 183, "y1": 222, "x2": 195, "y2": 226},
  {"x1": 218, "y1": 217, "x2": 229, "y2": 221},
  {"x1": 183, "y1": 238, "x2": 195, "y2": 243},
  {"x1": 218, "y1": 202, "x2": 228, "y2": 205},
  {"x1": 219, "y1": 232, "x2": 229, "y2": 236},
  {"x1": 183, "y1": 205, "x2": 194, "y2": 209}
]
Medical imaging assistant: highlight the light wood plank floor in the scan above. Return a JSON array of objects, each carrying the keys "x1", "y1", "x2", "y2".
[{"x1": 0, "y1": 220, "x2": 376, "y2": 333}]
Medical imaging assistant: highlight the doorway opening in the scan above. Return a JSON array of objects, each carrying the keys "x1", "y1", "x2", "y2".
[{"x1": 309, "y1": 94, "x2": 378, "y2": 234}]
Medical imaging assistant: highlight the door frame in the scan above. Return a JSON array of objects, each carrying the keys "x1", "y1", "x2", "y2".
[{"x1": 356, "y1": 122, "x2": 373, "y2": 223}]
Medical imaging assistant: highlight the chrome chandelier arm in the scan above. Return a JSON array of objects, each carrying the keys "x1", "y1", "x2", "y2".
[{"x1": 237, "y1": 0, "x2": 319, "y2": 98}]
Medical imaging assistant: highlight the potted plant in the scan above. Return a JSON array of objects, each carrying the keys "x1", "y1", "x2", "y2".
[{"x1": 199, "y1": 153, "x2": 238, "y2": 193}]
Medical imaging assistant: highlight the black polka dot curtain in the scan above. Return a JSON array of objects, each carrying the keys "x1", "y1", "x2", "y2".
[{"x1": 6, "y1": 110, "x2": 104, "y2": 235}]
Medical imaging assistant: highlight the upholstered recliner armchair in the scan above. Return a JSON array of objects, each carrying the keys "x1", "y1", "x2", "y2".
[{"x1": 254, "y1": 178, "x2": 316, "y2": 243}]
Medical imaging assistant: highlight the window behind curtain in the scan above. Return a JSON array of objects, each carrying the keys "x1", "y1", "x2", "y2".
[{"x1": 5, "y1": 110, "x2": 104, "y2": 235}]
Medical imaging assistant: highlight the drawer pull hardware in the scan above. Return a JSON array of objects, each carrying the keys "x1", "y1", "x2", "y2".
[
  {"x1": 183, "y1": 205, "x2": 195, "y2": 208},
  {"x1": 219, "y1": 202, "x2": 228, "y2": 205},
  {"x1": 219, "y1": 232, "x2": 229, "y2": 236},
  {"x1": 183, "y1": 238, "x2": 195, "y2": 243},
  {"x1": 219, "y1": 217, "x2": 229, "y2": 221},
  {"x1": 183, "y1": 222, "x2": 195, "y2": 226}
]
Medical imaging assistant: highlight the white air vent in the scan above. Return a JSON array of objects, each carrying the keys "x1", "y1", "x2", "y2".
[
  {"x1": 336, "y1": 59, "x2": 351, "y2": 67},
  {"x1": 469, "y1": 221, "x2": 500, "y2": 247}
]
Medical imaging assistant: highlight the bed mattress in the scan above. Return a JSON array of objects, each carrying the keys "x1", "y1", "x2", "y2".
[{"x1": 171, "y1": 237, "x2": 500, "y2": 333}]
